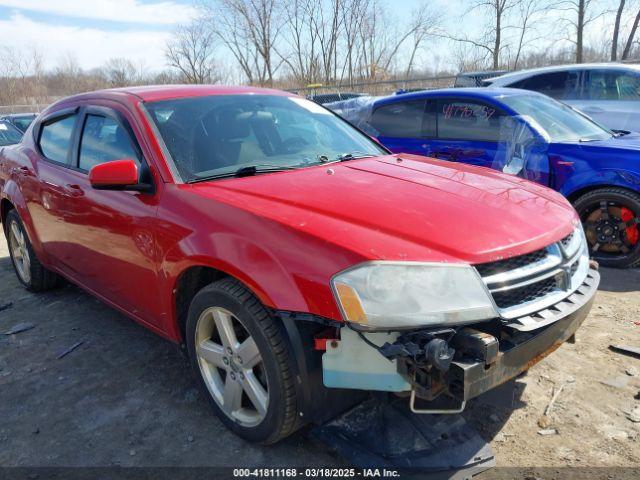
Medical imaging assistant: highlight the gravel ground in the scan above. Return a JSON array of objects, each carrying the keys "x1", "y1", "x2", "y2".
[{"x1": 0, "y1": 232, "x2": 639, "y2": 472}]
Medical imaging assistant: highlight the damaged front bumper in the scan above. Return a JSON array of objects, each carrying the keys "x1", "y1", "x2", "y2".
[
  {"x1": 448, "y1": 269, "x2": 599, "y2": 402},
  {"x1": 322, "y1": 269, "x2": 600, "y2": 410}
]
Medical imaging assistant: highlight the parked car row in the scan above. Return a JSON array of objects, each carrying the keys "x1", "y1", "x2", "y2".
[
  {"x1": 328, "y1": 85, "x2": 640, "y2": 268},
  {"x1": 484, "y1": 63, "x2": 640, "y2": 132},
  {"x1": 1, "y1": 85, "x2": 598, "y2": 444}
]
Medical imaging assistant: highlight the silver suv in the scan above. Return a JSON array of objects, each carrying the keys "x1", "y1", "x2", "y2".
[{"x1": 486, "y1": 63, "x2": 640, "y2": 132}]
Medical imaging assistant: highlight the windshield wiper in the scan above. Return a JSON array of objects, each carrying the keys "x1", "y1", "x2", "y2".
[
  {"x1": 612, "y1": 129, "x2": 631, "y2": 137},
  {"x1": 188, "y1": 164, "x2": 298, "y2": 183},
  {"x1": 333, "y1": 152, "x2": 377, "y2": 162}
]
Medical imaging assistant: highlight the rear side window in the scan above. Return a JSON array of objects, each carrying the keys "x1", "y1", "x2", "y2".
[
  {"x1": 511, "y1": 71, "x2": 579, "y2": 100},
  {"x1": 39, "y1": 114, "x2": 78, "y2": 164},
  {"x1": 371, "y1": 100, "x2": 430, "y2": 137},
  {"x1": 437, "y1": 99, "x2": 505, "y2": 142},
  {"x1": 585, "y1": 69, "x2": 640, "y2": 100},
  {"x1": 79, "y1": 115, "x2": 139, "y2": 171}
]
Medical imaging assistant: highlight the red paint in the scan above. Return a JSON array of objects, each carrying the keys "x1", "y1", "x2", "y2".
[
  {"x1": 0, "y1": 86, "x2": 578, "y2": 343},
  {"x1": 89, "y1": 159, "x2": 139, "y2": 187}
]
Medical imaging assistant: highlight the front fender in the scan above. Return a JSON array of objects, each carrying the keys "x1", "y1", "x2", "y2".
[
  {"x1": 160, "y1": 229, "x2": 341, "y2": 340},
  {"x1": 558, "y1": 168, "x2": 640, "y2": 199}
]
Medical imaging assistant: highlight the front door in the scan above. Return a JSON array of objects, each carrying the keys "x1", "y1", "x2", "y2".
[{"x1": 53, "y1": 104, "x2": 162, "y2": 327}]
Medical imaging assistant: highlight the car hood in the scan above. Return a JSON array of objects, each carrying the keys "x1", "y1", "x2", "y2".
[{"x1": 187, "y1": 154, "x2": 577, "y2": 265}]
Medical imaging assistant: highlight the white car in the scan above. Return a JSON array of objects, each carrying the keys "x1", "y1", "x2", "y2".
[{"x1": 485, "y1": 63, "x2": 640, "y2": 132}]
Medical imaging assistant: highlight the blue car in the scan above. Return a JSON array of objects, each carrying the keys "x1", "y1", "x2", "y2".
[{"x1": 329, "y1": 88, "x2": 640, "y2": 268}]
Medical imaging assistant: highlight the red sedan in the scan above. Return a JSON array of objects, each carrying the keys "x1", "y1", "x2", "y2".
[{"x1": 0, "y1": 86, "x2": 598, "y2": 443}]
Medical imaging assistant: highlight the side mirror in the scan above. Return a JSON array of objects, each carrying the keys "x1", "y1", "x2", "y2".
[{"x1": 89, "y1": 159, "x2": 152, "y2": 192}]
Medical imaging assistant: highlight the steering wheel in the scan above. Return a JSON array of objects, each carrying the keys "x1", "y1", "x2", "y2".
[{"x1": 281, "y1": 136, "x2": 309, "y2": 153}]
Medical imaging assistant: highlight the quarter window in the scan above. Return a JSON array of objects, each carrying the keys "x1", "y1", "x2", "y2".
[
  {"x1": 371, "y1": 100, "x2": 432, "y2": 137},
  {"x1": 79, "y1": 115, "x2": 139, "y2": 171},
  {"x1": 437, "y1": 99, "x2": 505, "y2": 142},
  {"x1": 39, "y1": 114, "x2": 78, "y2": 164}
]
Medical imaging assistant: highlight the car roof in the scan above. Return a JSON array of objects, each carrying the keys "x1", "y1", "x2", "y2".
[
  {"x1": 487, "y1": 62, "x2": 640, "y2": 85},
  {"x1": 374, "y1": 87, "x2": 539, "y2": 105},
  {"x1": 54, "y1": 85, "x2": 295, "y2": 106}
]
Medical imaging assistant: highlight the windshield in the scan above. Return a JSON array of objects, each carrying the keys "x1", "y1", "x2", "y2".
[
  {"x1": 12, "y1": 115, "x2": 36, "y2": 133},
  {"x1": 144, "y1": 94, "x2": 386, "y2": 182},
  {"x1": 500, "y1": 94, "x2": 612, "y2": 143},
  {"x1": 0, "y1": 121, "x2": 23, "y2": 146}
]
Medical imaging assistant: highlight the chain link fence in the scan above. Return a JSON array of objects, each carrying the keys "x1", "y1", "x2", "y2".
[
  {"x1": 0, "y1": 104, "x2": 50, "y2": 115},
  {"x1": 285, "y1": 75, "x2": 458, "y2": 102}
]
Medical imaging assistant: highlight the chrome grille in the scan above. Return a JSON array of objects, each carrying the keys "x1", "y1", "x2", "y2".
[{"x1": 474, "y1": 227, "x2": 589, "y2": 320}]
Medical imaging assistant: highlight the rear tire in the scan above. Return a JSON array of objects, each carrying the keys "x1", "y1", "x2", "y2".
[
  {"x1": 573, "y1": 188, "x2": 640, "y2": 269},
  {"x1": 4, "y1": 209, "x2": 62, "y2": 292},
  {"x1": 186, "y1": 278, "x2": 301, "y2": 444}
]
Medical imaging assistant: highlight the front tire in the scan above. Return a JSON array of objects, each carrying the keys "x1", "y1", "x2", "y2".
[
  {"x1": 4, "y1": 209, "x2": 61, "y2": 291},
  {"x1": 574, "y1": 188, "x2": 640, "y2": 268},
  {"x1": 186, "y1": 278, "x2": 300, "y2": 444}
]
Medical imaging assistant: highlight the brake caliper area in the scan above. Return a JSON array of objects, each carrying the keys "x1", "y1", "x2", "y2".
[{"x1": 622, "y1": 207, "x2": 639, "y2": 245}]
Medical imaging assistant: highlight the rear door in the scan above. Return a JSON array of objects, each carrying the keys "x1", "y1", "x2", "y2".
[
  {"x1": 30, "y1": 108, "x2": 82, "y2": 266},
  {"x1": 52, "y1": 103, "x2": 163, "y2": 327}
]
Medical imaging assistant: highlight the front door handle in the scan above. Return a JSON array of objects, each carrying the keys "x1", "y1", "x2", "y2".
[{"x1": 65, "y1": 184, "x2": 84, "y2": 197}]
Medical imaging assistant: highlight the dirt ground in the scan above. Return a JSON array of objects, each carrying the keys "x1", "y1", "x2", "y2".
[{"x1": 0, "y1": 232, "x2": 639, "y2": 472}]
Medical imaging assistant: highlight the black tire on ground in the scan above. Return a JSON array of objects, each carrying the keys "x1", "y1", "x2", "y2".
[
  {"x1": 573, "y1": 187, "x2": 640, "y2": 269},
  {"x1": 4, "y1": 209, "x2": 62, "y2": 291},
  {"x1": 185, "y1": 278, "x2": 301, "y2": 444}
]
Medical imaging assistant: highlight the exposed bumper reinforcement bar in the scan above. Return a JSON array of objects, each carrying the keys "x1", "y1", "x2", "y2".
[{"x1": 447, "y1": 269, "x2": 599, "y2": 402}]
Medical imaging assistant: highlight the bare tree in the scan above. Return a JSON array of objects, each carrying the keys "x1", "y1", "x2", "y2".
[
  {"x1": 206, "y1": 0, "x2": 283, "y2": 86},
  {"x1": 444, "y1": 0, "x2": 518, "y2": 70},
  {"x1": 511, "y1": 0, "x2": 553, "y2": 69},
  {"x1": 102, "y1": 58, "x2": 139, "y2": 87},
  {"x1": 622, "y1": 6, "x2": 640, "y2": 59},
  {"x1": 556, "y1": 0, "x2": 607, "y2": 63},
  {"x1": 166, "y1": 20, "x2": 219, "y2": 84},
  {"x1": 612, "y1": 0, "x2": 626, "y2": 60}
]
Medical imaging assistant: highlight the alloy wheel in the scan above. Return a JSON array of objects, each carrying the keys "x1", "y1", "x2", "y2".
[
  {"x1": 8, "y1": 220, "x2": 31, "y2": 284},
  {"x1": 583, "y1": 200, "x2": 639, "y2": 256},
  {"x1": 194, "y1": 307, "x2": 269, "y2": 427}
]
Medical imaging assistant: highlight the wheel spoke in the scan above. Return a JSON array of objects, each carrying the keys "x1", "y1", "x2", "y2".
[
  {"x1": 236, "y1": 337, "x2": 261, "y2": 369},
  {"x1": 197, "y1": 340, "x2": 227, "y2": 368},
  {"x1": 213, "y1": 310, "x2": 238, "y2": 351},
  {"x1": 592, "y1": 242, "x2": 601, "y2": 252},
  {"x1": 242, "y1": 371, "x2": 268, "y2": 416},
  {"x1": 222, "y1": 377, "x2": 243, "y2": 415},
  {"x1": 621, "y1": 217, "x2": 639, "y2": 229},
  {"x1": 10, "y1": 222, "x2": 21, "y2": 244},
  {"x1": 599, "y1": 201, "x2": 610, "y2": 220},
  {"x1": 22, "y1": 251, "x2": 30, "y2": 272}
]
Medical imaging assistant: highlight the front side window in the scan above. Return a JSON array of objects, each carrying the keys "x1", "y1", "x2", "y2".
[
  {"x1": 79, "y1": 115, "x2": 139, "y2": 171},
  {"x1": 144, "y1": 95, "x2": 385, "y2": 182},
  {"x1": 586, "y1": 69, "x2": 640, "y2": 100},
  {"x1": 437, "y1": 99, "x2": 505, "y2": 141},
  {"x1": 501, "y1": 94, "x2": 612, "y2": 143},
  {"x1": 0, "y1": 121, "x2": 24, "y2": 146},
  {"x1": 370, "y1": 100, "x2": 431, "y2": 137},
  {"x1": 39, "y1": 114, "x2": 78, "y2": 164}
]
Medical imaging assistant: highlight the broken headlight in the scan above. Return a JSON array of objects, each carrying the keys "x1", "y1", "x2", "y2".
[{"x1": 331, "y1": 262, "x2": 497, "y2": 330}]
